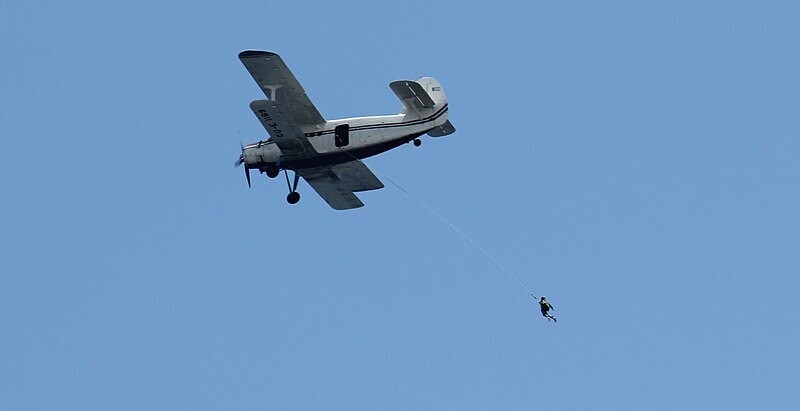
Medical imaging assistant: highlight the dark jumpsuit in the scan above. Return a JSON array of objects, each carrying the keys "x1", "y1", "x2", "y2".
[{"x1": 540, "y1": 299, "x2": 554, "y2": 319}]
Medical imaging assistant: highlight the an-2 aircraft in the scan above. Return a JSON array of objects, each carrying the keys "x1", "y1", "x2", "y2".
[{"x1": 235, "y1": 50, "x2": 456, "y2": 210}]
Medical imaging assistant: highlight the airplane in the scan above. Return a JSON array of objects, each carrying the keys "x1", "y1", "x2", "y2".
[{"x1": 235, "y1": 50, "x2": 456, "y2": 210}]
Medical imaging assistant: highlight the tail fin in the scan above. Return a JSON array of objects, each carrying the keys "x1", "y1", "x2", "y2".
[
  {"x1": 417, "y1": 77, "x2": 448, "y2": 107},
  {"x1": 418, "y1": 77, "x2": 454, "y2": 137},
  {"x1": 389, "y1": 76, "x2": 455, "y2": 136}
]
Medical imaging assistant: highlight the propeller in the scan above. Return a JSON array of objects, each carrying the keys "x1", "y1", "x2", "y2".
[{"x1": 235, "y1": 142, "x2": 251, "y2": 188}]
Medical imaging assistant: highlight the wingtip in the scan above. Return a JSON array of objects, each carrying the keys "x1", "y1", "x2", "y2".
[{"x1": 239, "y1": 50, "x2": 278, "y2": 59}]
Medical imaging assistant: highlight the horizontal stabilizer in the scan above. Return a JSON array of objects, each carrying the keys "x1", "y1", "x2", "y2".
[
  {"x1": 390, "y1": 80, "x2": 436, "y2": 113},
  {"x1": 427, "y1": 120, "x2": 456, "y2": 137}
]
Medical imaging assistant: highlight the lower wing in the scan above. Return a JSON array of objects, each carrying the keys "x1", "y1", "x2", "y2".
[{"x1": 297, "y1": 160, "x2": 384, "y2": 210}]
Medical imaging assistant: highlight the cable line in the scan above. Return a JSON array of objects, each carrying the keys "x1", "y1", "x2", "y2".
[{"x1": 341, "y1": 149, "x2": 539, "y2": 299}]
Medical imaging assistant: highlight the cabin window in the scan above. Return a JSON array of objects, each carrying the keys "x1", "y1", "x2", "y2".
[{"x1": 335, "y1": 124, "x2": 350, "y2": 147}]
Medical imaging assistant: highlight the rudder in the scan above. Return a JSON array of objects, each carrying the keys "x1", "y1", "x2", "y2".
[{"x1": 417, "y1": 77, "x2": 448, "y2": 107}]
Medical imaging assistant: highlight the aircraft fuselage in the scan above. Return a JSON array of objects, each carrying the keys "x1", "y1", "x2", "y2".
[{"x1": 242, "y1": 103, "x2": 449, "y2": 172}]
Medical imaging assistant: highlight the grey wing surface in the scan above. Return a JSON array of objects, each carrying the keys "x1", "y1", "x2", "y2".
[
  {"x1": 427, "y1": 120, "x2": 456, "y2": 137},
  {"x1": 330, "y1": 160, "x2": 384, "y2": 192},
  {"x1": 239, "y1": 50, "x2": 325, "y2": 126},
  {"x1": 390, "y1": 80, "x2": 435, "y2": 112},
  {"x1": 249, "y1": 99, "x2": 316, "y2": 158},
  {"x1": 298, "y1": 161, "x2": 384, "y2": 210}
]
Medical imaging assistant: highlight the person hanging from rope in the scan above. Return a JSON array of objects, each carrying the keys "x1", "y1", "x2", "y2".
[{"x1": 537, "y1": 295, "x2": 556, "y2": 322}]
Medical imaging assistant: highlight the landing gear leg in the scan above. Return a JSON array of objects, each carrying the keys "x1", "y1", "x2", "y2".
[
  {"x1": 284, "y1": 170, "x2": 301, "y2": 205},
  {"x1": 413, "y1": 138, "x2": 422, "y2": 147}
]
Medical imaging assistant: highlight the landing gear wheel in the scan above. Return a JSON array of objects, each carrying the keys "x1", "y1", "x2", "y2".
[
  {"x1": 413, "y1": 138, "x2": 422, "y2": 147},
  {"x1": 266, "y1": 166, "x2": 280, "y2": 178},
  {"x1": 287, "y1": 192, "x2": 300, "y2": 204}
]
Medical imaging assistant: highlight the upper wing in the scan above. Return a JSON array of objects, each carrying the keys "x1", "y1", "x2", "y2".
[
  {"x1": 250, "y1": 99, "x2": 317, "y2": 158},
  {"x1": 298, "y1": 161, "x2": 384, "y2": 210},
  {"x1": 239, "y1": 50, "x2": 326, "y2": 126}
]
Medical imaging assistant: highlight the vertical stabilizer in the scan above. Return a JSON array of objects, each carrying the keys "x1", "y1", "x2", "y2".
[{"x1": 417, "y1": 77, "x2": 448, "y2": 107}]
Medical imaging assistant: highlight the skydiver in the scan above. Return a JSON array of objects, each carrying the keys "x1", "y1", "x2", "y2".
[{"x1": 538, "y1": 296, "x2": 556, "y2": 322}]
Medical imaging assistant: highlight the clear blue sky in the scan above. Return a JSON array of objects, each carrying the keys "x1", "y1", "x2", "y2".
[{"x1": 2, "y1": 1, "x2": 799, "y2": 409}]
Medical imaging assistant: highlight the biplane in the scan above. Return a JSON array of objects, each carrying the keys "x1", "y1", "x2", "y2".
[{"x1": 236, "y1": 50, "x2": 455, "y2": 210}]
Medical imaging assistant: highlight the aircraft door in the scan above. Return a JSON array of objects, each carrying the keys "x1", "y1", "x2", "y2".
[{"x1": 335, "y1": 124, "x2": 350, "y2": 147}]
